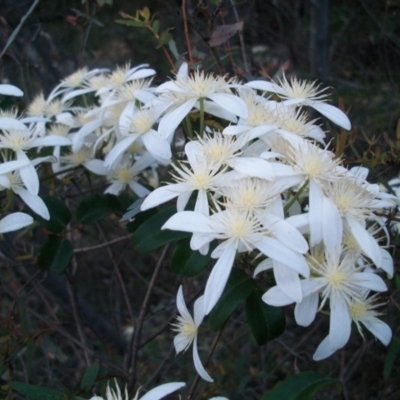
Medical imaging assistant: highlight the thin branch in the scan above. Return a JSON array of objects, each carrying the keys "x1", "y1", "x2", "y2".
[
  {"x1": 182, "y1": 0, "x2": 193, "y2": 65},
  {"x1": 125, "y1": 244, "x2": 170, "y2": 390},
  {"x1": 73, "y1": 234, "x2": 131, "y2": 253},
  {"x1": 187, "y1": 322, "x2": 226, "y2": 400}
]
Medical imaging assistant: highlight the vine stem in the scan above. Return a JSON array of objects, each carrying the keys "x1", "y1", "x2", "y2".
[
  {"x1": 125, "y1": 244, "x2": 170, "y2": 390},
  {"x1": 186, "y1": 322, "x2": 226, "y2": 400},
  {"x1": 182, "y1": 0, "x2": 193, "y2": 66}
]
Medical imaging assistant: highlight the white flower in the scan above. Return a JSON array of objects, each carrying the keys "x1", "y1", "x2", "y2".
[
  {"x1": 89, "y1": 379, "x2": 185, "y2": 400},
  {"x1": 172, "y1": 286, "x2": 213, "y2": 382},
  {"x1": 163, "y1": 205, "x2": 308, "y2": 314},
  {"x1": 156, "y1": 62, "x2": 248, "y2": 139},
  {"x1": 246, "y1": 75, "x2": 351, "y2": 130},
  {"x1": 313, "y1": 293, "x2": 392, "y2": 360}
]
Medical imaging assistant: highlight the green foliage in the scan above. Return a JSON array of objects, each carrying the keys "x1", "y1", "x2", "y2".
[
  {"x1": 208, "y1": 268, "x2": 256, "y2": 331},
  {"x1": 384, "y1": 337, "x2": 400, "y2": 380},
  {"x1": 169, "y1": 238, "x2": 216, "y2": 276},
  {"x1": 10, "y1": 381, "x2": 85, "y2": 400},
  {"x1": 261, "y1": 371, "x2": 342, "y2": 400},
  {"x1": 76, "y1": 193, "x2": 123, "y2": 224},
  {"x1": 245, "y1": 289, "x2": 285, "y2": 346},
  {"x1": 131, "y1": 206, "x2": 190, "y2": 254},
  {"x1": 80, "y1": 361, "x2": 100, "y2": 392},
  {"x1": 37, "y1": 195, "x2": 71, "y2": 233},
  {"x1": 37, "y1": 236, "x2": 73, "y2": 274}
]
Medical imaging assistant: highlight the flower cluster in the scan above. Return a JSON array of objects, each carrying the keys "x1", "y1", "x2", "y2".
[{"x1": 1, "y1": 61, "x2": 394, "y2": 388}]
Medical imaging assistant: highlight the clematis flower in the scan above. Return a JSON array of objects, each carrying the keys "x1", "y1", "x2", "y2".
[
  {"x1": 172, "y1": 286, "x2": 213, "y2": 382},
  {"x1": 163, "y1": 205, "x2": 308, "y2": 314},
  {"x1": 246, "y1": 75, "x2": 351, "y2": 130},
  {"x1": 89, "y1": 379, "x2": 185, "y2": 400},
  {"x1": 156, "y1": 62, "x2": 248, "y2": 139}
]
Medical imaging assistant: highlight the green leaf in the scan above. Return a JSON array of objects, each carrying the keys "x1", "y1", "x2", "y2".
[
  {"x1": 76, "y1": 194, "x2": 123, "y2": 224},
  {"x1": 37, "y1": 236, "x2": 73, "y2": 274},
  {"x1": 37, "y1": 196, "x2": 71, "y2": 233},
  {"x1": 169, "y1": 238, "x2": 216, "y2": 277},
  {"x1": 115, "y1": 19, "x2": 145, "y2": 28},
  {"x1": 384, "y1": 337, "x2": 400, "y2": 379},
  {"x1": 208, "y1": 268, "x2": 256, "y2": 331},
  {"x1": 152, "y1": 20, "x2": 160, "y2": 35},
  {"x1": 10, "y1": 381, "x2": 66, "y2": 400},
  {"x1": 245, "y1": 289, "x2": 285, "y2": 345},
  {"x1": 156, "y1": 31, "x2": 172, "y2": 48},
  {"x1": 80, "y1": 361, "x2": 100, "y2": 392},
  {"x1": 131, "y1": 206, "x2": 190, "y2": 254},
  {"x1": 261, "y1": 371, "x2": 342, "y2": 400}
]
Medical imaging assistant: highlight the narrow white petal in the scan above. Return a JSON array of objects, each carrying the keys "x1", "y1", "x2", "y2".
[
  {"x1": 0, "y1": 117, "x2": 28, "y2": 131},
  {"x1": 313, "y1": 335, "x2": 335, "y2": 361},
  {"x1": 142, "y1": 130, "x2": 172, "y2": 161},
  {"x1": 139, "y1": 382, "x2": 186, "y2": 400},
  {"x1": 0, "y1": 159, "x2": 29, "y2": 175},
  {"x1": 347, "y1": 218, "x2": 382, "y2": 267},
  {"x1": 193, "y1": 295, "x2": 205, "y2": 326},
  {"x1": 273, "y1": 262, "x2": 303, "y2": 303},
  {"x1": 176, "y1": 286, "x2": 194, "y2": 323},
  {"x1": 0, "y1": 212, "x2": 33, "y2": 233},
  {"x1": 158, "y1": 98, "x2": 197, "y2": 139},
  {"x1": 62, "y1": 88, "x2": 95, "y2": 103},
  {"x1": 141, "y1": 183, "x2": 187, "y2": 211},
  {"x1": 162, "y1": 211, "x2": 216, "y2": 234},
  {"x1": 223, "y1": 124, "x2": 250, "y2": 136},
  {"x1": 294, "y1": 293, "x2": 319, "y2": 327},
  {"x1": 262, "y1": 214, "x2": 308, "y2": 253},
  {"x1": 72, "y1": 120, "x2": 102, "y2": 152},
  {"x1": 380, "y1": 248, "x2": 394, "y2": 278},
  {"x1": 129, "y1": 182, "x2": 150, "y2": 197},
  {"x1": 104, "y1": 135, "x2": 137, "y2": 168},
  {"x1": 362, "y1": 318, "x2": 392, "y2": 346},
  {"x1": 309, "y1": 179, "x2": 323, "y2": 247},
  {"x1": 311, "y1": 102, "x2": 351, "y2": 130},
  {"x1": 245, "y1": 80, "x2": 285, "y2": 95},
  {"x1": 262, "y1": 286, "x2": 294, "y2": 306},
  {"x1": 203, "y1": 243, "x2": 236, "y2": 315},
  {"x1": 192, "y1": 336, "x2": 213, "y2": 382},
  {"x1": 322, "y1": 196, "x2": 342, "y2": 259},
  {"x1": 0, "y1": 83, "x2": 23, "y2": 96},
  {"x1": 84, "y1": 159, "x2": 108, "y2": 176},
  {"x1": 253, "y1": 258, "x2": 273, "y2": 277},
  {"x1": 105, "y1": 182, "x2": 124, "y2": 195},
  {"x1": 33, "y1": 135, "x2": 72, "y2": 148},
  {"x1": 329, "y1": 298, "x2": 351, "y2": 350},
  {"x1": 227, "y1": 157, "x2": 275, "y2": 180},
  {"x1": 15, "y1": 188, "x2": 50, "y2": 220},
  {"x1": 208, "y1": 93, "x2": 248, "y2": 119},
  {"x1": 18, "y1": 151, "x2": 39, "y2": 195},
  {"x1": 255, "y1": 236, "x2": 310, "y2": 277},
  {"x1": 352, "y1": 272, "x2": 387, "y2": 292}
]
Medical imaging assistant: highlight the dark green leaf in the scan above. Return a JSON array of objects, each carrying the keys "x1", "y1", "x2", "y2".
[
  {"x1": 261, "y1": 371, "x2": 342, "y2": 400},
  {"x1": 208, "y1": 268, "x2": 255, "y2": 330},
  {"x1": 132, "y1": 206, "x2": 190, "y2": 254},
  {"x1": 156, "y1": 31, "x2": 172, "y2": 48},
  {"x1": 80, "y1": 361, "x2": 100, "y2": 392},
  {"x1": 246, "y1": 289, "x2": 285, "y2": 345},
  {"x1": 152, "y1": 20, "x2": 160, "y2": 35},
  {"x1": 115, "y1": 19, "x2": 145, "y2": 27},
  {"x1": 169, "y1": 238, "x2": 216, "y2": 277},
  {"x1": 37, "y1": 236, "x2": 73, "y2": 274},
  {"x1": 10, "y1": 381, "x2": 65, "y2": 400},
  {"x1": 76, "y1": 194, "x2": 123, "y2": 224},
  {"x1": 384, "y1": 337, "x2": 400, "y2": 379},
  {"x1": 37, "y1": 195, "x2": 71, "y2": 233}
]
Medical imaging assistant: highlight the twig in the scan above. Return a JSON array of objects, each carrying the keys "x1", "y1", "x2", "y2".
[
  {"x1": 187, "y1": 322, "x2": 226, "y2": 400},
  {"x1": 74, "y1": 234, "x2": 131, "y2": 253},
  {"x1": 0, "y1": 0, "x2": 40, "y2": 59},
  {"x1": 125, "y1": 244, "x2": 170, "y2": 390},
  {"x1": 229, "y1": 0, "x2": 251, "y2": 79},
  {"x1": 182, "y1": 0, "x2": 193, "y2": 65}
]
